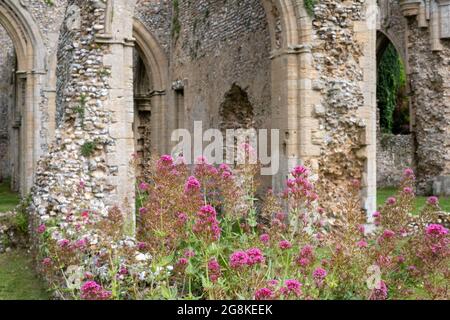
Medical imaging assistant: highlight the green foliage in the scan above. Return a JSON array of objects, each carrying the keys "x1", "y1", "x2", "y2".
[
  {"x1": 377, "y1": 44, "x2": 408, "y2": 134},
  {"x1": 13, "y1": 195, "x2": 32, "y2": 235},
  {"x1": 172, "y1": 0, "x2": 181, "y2": 40},
  {"x1": 304, "y1": 0, "x2": 316, "y2": 17},
  {"x1": 80, "y1": 140, "x2": 97, "y2": 158},
  {"x1": 42, "y1": 0, "x2": 54, "y2": 6}
]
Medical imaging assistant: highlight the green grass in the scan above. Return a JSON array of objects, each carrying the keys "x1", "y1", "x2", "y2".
[
  {"x1": 377, "y1": 187, "x2": 450, "y2": 214},
  {"x1": 0, "y1": 180, "x2": 20, "y2": 213},
  {"x1": 0, "y1": 250, "x2": 51, "y2": 300}
]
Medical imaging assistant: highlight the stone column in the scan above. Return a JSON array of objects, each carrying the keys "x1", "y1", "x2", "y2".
[{"x1": 100, "y1": 0, "x2": 137, "y2": 235}]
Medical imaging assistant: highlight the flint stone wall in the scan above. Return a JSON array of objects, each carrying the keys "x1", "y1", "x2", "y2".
[{"x1": 377, "y1": 134, "x2": 415, "y2": 188}]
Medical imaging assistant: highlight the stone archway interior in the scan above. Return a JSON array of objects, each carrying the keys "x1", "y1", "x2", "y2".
[
  {"x1": 376, "y1": 32, "x2": 414, "y2": 189},
  {"x1": 133, "y1": 46, "x2": 152, "y2": 177},
  {"x1": 0, "y1": 23, "x2": 19, "y2": 192}
]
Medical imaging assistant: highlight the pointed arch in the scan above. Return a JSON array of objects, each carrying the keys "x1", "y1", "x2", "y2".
[{"x1": 0, "y1": 0, "x2": 47, "y2": 194}]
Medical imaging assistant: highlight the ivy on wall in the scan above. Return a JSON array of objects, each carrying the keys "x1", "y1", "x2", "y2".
[
  {"x1": 377, "y1": 43, "x2": 409, "y2": 134},
  {"x1": 304, "y1": 0, "x2": 316, "y2": 17}
]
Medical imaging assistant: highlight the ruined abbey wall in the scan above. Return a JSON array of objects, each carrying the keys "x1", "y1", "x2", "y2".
[
  {"x1": 0, "y1": 27, "x2": 15, "y2": 181},
  {"x1": 1, "y1": 0, "x2": 449, "y2": 232}
]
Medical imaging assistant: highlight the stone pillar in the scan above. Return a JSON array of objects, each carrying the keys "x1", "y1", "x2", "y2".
[
  {"x1": 400, "y1": 0, "x2": 450, "y2": 195},
  {"x1": 100, "y1": 0, "x2": 137, "y2": 235}
]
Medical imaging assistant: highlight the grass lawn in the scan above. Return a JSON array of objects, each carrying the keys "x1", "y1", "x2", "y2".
[
  {"x1": 377, "y1": 187, "x2": 450, "y2": 214},
  {"x1": 0, "y1": 250, "x2": 51, "y2": 300},
  {"x1": 0, "y1": 180, "x2": 20, "y2": 213}
]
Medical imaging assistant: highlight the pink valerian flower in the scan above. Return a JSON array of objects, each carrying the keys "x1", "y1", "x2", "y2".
[
  {"x1": 276, "y1": 212, "x2": 287, "y2": 221},
  {"x1": 219, "y1": 164, "x2": 233, "y2": 180},
  {"x1": 313, "y1": 268, "x2": 327, "y2": 287},
  {"x1": 157, "y1": 155, "x2": 174, "y2": 169},
  {"x1": 57, "y1": 239, "x2": 70, "y2": 248},
  {"x1": 177, "y1": 212, "x2": 189, "y2": 225},
  {"x1": 260, "y1": 234, "x2": 270, "y2": 245},
  {"x1": 230, "y1": 251, "x2": 249, "y2": 269},
  {"x1": 358, "y1": 224, "x2": 365, "y2": 234},
  {"x1": 75, "y1": 238, "x2": 88, "y2": 249},
  {"x1": 427, "y1": 196, "x2": 439, "y2": 206},
  {"x1": 279, "y1": 240, "x2": 292, "y2": 250},
  {"x1": 208, "y1": 259, "x2": 221, "y2": 282},
  {"x1": 137, "y1": 242, "x2": 147, "y2": 251},
  {"x1": 423, "y1": 224, "x2": 449, "y2": 256},
  {"x1": 297, "y1": 257, "x2": 310, "y2": 268},
  {"x1": 138, "y1": 182, "x2": 149, "y2": 192},
  {"x1": 372, "y1": 211, "x2": 381, "y2": 226},
  {"x1": 184, "y1": 249, "x2": 196, "y2": 258},
  {"x1": 246, "y1": 248, "x2": 265, "y2": 266},
  {"x1": 313, "y1": 268, "x2": 327, "y2": 279},
  {"x1": 193, "y1": 205, "x2": 221, "y2": 241},
  {"x1": 255, "y1": 288, "x2": 274, "y2": 300},
  {"x1": 386, "y1": 197, "x2": 396, "y2": 205},
  {"x1": 369, "y1": 280, "x2": 388, "y2": 300},
  {"x1": 403, "y1": 187, "x2": 414, "y2": 195},
  {"x1": 184, "y1": 176, "x2": 201, "y2": 194},
  {"x1": 119, "y1": 266, "x2": 129, "y2": 276},
  {"x1": 42, "y1": 258, "x2": 52, "y2": 267},
  {"x1": 267, "y1": 279, "x2": 280, "y2": 288},
  {"x1": 80, "y1": 281, "x2": 112, "y2": 301},
  {"x1": 178, "y1": 258, "x2": 188, "y2": 266},
  {"x1": 291, "y1": 165, "x2": 309, "y2": 178},
  {"x1": 37, "y1": 224, "x2": 46, "y2": 234},
  {"x1": 383, "y1": 229, "x2": 396, "y2": 239},
  {"x1": 426, "y1": 224, "x2": 449, "y2": 236},
  {"x1": 281, "y1": 279, "x2": 302, "y2": 297},
  {"x1": 300, "y1": 245, "x2": 314, "y2": 260},
  {"x1": 404, "y1": 168, "x2": 415, "y2": 179},
  {"x1": 139, "y1": 207, "x2": 148, "y2": 215},
  {"x1": 396, "y1": 255, "x2": 405, "y2": 264},
  {"x1": 356, "y1": 240, "x2": 368, "y2": 248}
]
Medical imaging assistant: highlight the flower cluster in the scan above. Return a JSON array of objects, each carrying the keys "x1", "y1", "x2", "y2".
[
  {"x1": 193, "y1": 205, "x2": 221, "y2": 241},
  {"x1": 230, "y1": 248, "x2": 265, "y2": 269},
  {"x1": 80, "y1": 281, "x2": 112, "y2": 300}
]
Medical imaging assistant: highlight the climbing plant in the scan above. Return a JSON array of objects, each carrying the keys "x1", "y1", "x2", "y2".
[
  {"x1": 304, "y1": 0, "x2": 316, "y2": 17},
  {"x1": 377, "y1": 43, "x2": 409, "y2": 134}
]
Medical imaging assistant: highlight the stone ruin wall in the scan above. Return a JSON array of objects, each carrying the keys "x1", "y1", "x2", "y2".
[
  {"x1": 407, "y1": 19, "x2": 450, "y2": 195},
  {"x1": 135, "y1": 0, "x2": 272, "y2": 134},
  {"x1": 0, "y1": 27, "x2": 15, "y2": 181},
  {"x1": 310, "y1": 0, "x2": 374, "y2": 213},
  {"x1": 19, "y1": 0, "x2": 69, "y2": 154},
  {"x1": 18, "y1": 0, "x2": 450, "y2": 228},
  {"x1": 31, "y1": 0, "x2": 116, "y2": 227},
  {"x1": 12, "y1": 0, "x2": 378, "y2": 225},
  {"x1": 377, "y1": 133, "x2": 415, "y2": 188}
]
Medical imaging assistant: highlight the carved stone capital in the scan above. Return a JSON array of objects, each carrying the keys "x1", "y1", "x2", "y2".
[{"x1": 399, "y1": 0, "x2": 422, "y2": 17}]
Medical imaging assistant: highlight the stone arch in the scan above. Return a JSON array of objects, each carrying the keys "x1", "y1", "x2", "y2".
[
  {"x1": 0, "y1": 0, "x2": 47, "y2": 195},
  {"x1": 376, "y1": 29, "x2": 416, "y2": 189},
  {"x1": 132, "y1": 18, "x2": 169, "y2": 162},
  {"x1": 376, "y1": 30, "x2": 407, "y2": 69},
  {"x1": 260, "y1": 0, "x2": 316, "y2": 190}
]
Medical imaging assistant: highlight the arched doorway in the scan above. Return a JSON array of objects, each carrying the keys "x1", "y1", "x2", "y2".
[
  {"x1": 376, "y1": 31, "x2": 414, "y2": 189},
  {"x1": 0, "y1": 24, "x2": 18, "y2": 191},
  {"x1": 0, "y1": 0, "x2": 47, "y2": 195},
  {"x1": 132, "y1": 19, "x2": 169, "y2": 177}
]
